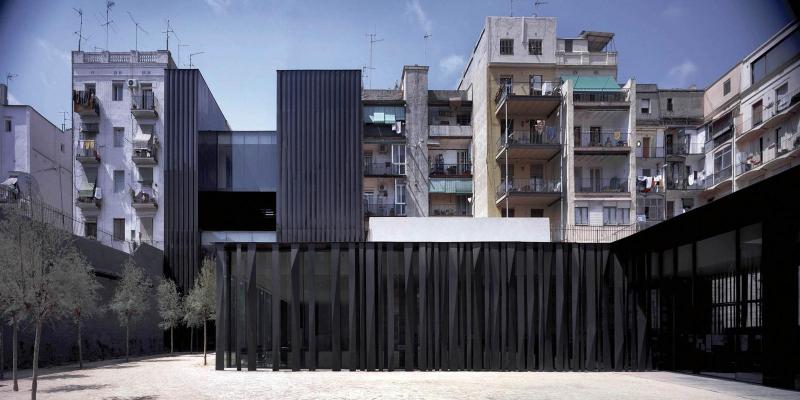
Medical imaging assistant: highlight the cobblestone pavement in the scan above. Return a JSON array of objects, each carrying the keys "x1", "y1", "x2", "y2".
[{"x1": 0, "y1": 353, "x2": 798, "y2": 399}]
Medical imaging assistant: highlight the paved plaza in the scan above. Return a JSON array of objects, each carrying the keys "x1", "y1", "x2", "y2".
[{"x1": 0, "y1": 354, "x2": 798, "y2": 399}]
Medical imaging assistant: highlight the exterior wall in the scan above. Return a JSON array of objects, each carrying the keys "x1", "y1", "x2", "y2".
[
  {"x1": 401, "y1": 66, "x2": 430, "y2": 217},
  {"x1": 485, "y1": 16, "x2": 558, "y2": 65},
  {"x1": 704, "y1": 64, "x2": 742, "y2": 117},
  {"x1": 164, "y1": 68, "x2": 230, "y2": 290},
  {"x1": 367, "y1": 217, "x2": 550, "y2": 242},
  {"x1": 277, "y1": 70, "x2": 363, "y2": 243}
]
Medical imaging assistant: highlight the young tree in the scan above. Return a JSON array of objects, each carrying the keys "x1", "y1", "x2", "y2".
[
  {"x1": 184, "y1": 258, "x2": 216, "y2": 365},
  {"x1": 110, "y1": 259, "x2": 151, "y2": 362},
  {"x1": 60, "y1": 261, "x2": 102, "y2": 369},
  {"x1": 156, "y1": 278, "x2": 183, "y2": 355}
]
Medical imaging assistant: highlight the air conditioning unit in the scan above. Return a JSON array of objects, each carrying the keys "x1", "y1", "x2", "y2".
[
  {"x1": 127, "y1": 79, "x2": 138, "y2": 88},
  {"x1": 379, "y1": 184, "x2": 386, "y2": 191},
  {"x1": 378, "y1": 144, "x2": 388, "y2": 154}
]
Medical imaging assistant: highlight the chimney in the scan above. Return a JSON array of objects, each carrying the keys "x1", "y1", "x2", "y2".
[{"x1": 0, "y1": 83, "x2": 7, "y2": 105}]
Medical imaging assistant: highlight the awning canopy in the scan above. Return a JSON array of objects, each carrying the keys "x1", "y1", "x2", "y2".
[
  {"x1": 429, "y1": 178, "x2": 473, "y2": 194},
  {"x1": 561, "y1": 75, "x2": 621, "y2": 92}
]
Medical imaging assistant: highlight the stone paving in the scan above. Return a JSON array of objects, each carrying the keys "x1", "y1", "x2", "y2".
[{"x1": 0, "y1": 353, "x2": 797, "y2": 399}]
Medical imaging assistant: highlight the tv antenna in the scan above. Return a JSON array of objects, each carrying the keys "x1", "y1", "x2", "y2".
[
  {"x1": 100, "y1": 1, "x2": 116, "y2": 51},
  {"x1": 189, "y1": 52, "x2": 204, "y2": 68},
  {"x1": 127, "y1": 12, "x2": 149, "y2": 52},
  {"x1": 423, "y1": 33, "x2": 432, "y2": 65},
  {"x1": 73, "y1": 8, "x2": 89, "y2": 51},
  {"x1": 366, "y1": 32, "x2": 383, "y2": 89},
  {"x1": 59, "y1": 111, "x2": 71, "y2": 132},
  {"x1": 533, "y1": 1, "x2": 548, "y2": 16},
  {"x1": 509, "y1": 0, "x2": 514, "y2": 16},
  {"x1": 163, "y1": 19, "x2": 179, "y2": 52},
  {"x1": 177, "y1": 43, "x2": 191, "y2": 67}
]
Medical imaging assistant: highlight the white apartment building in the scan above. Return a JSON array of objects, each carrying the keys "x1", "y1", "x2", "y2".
[
  {"x1": 457, "y1": 16, "x2": 636, "y2": 242},
  {"x1": 72, "y1": 50, "x2": 175, "y2": 252},
  {"x1": 0, "y1": 84, "x2": 73, "y2": 216}
]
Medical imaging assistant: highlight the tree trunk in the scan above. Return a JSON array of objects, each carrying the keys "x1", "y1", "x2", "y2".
[
  {"x1": 125, "y1": 317, "x2": 130, "y2": 362},
  {"x1": 31, "y1": 320, "x2": 42, "y2": 400},
  {"x1": 1, "y1": 322, "x2": 4, "y2": 380},
  {"x1": 12, "y1": 317, "x2": 18, "y2": 391},
  {"x1": 170, "y1": 326, "x2": 174, "y2": 355},
  {"x1": 203, "y1": 319, "x2": 207, "y2": 366},
  {"x1": 78, "y1": 319, "x2": 83, "y2": 369},
  {"x1": 190, "y1": 327, "x2": 194, "y2": 353}
]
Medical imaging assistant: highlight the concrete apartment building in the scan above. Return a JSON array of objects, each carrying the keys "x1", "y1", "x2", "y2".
[
  {"x1": 0, "y1": 83, "x2": 73, "y2": 216},
  {"x1": 72, "y1": 50, "x2": 174, "y2": 252},
  {"x1": 362, "y1": 66, "x2": 472, "y2": 219},
  {"x1": 457, "y1": 16, "x2": 636, "y2": 241},
  {"x1": 634, "y1": 84, "x2": 704, "y2": 222}
]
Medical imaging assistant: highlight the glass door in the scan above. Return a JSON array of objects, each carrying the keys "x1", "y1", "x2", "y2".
[
  {"x1": 391, "y1": 144, "x2": 406, "y2": 176},
  {"x1": 394, "y1": 180, "x2": 406, "y2": 216}
]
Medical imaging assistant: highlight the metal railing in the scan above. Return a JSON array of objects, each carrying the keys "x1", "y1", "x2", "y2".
[
  {"x1": 132, "y1": 140, "x2": 158, "y2": 160},
  {"x1": 79, "y1": 122, "x2": 99, "y2": 133},
  {"x1": 364, "y1": 202, "x2": 406, "y2": 217},
  {"x1": 429, "y1": 163, "x2": 472, "y2": 177},
  {"x1": 494, "y1": 80, "x2": 563, "y2": 104},
  {"x1": 551, "y1": 223, "x2": 637, "y2": 243},
  {"x1": 132, "y1": 92, "x2": 156, "y2": 111},
  {"x1": 666, "y1": 177, "x2": 704, "y2": 190},
  {"x1": 635, "y1": 146, "x2": 665, "y2": 158},
  {"x1": 703, "y1": 168, "x2": 732, "y2": 189},
  {"x1": 666, "y1": 142, "x2": 704, "y2": 156},
  {"x1": 497, "y1": 127, "x2": 560, "y2": 148},
  {"x1": 573, "y1": 91, "x2": 626, "y2": 103},
  {"x1": 363, "y1": 162, "x2": 405, "y2": 176},
  {"x1": 705, "y1": 129, "x2": 734, "y2": 153},
  {"x1": 496, "y1": 178, "x2": 561, "y2": 197},
  {"x1": 737, "y1": 87, "x2": 800, "y2": 137},
  {"x1": 429, "y1": 204, "x2": 472, "y2": 217},
  {"x1": 72, "y1": 90, "x2": 99, "y2": 115},
  {"x1": 574, "y1": 131, "x2": 629, "y2": 148},
  {"x1": 575, "y1": 177, "x2": 629, "y2": 193},
  {"x1": 131, "y1": 186, "x2": 158, "y2": 206},
  {"x1": 556, "y1": 51, "x2": 617, "y2": 66},
  {"x1": 76, "y1": 140, "x2": 99, "y2": 160},
  {"x1": 429, "y1": 125, "x2": 472, "y2": 137}
]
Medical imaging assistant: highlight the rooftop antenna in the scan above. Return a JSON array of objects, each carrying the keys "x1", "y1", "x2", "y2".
[
  {"x1": 423, "y1": 33, "x2": 432, "y2": 66},
  {"x1": 177, "y1": 43, "x2": 191, "y2": 67},
  {"x1": 127, "y1": 11, "x2": 149, "y2": 52},
  {"x1": 189, "y1": 51, "x2": 204, "y2": 68},
  {"x1": 59, "y1": 111, "x2": 71, "y2": 132},
  {"x1": 533, "y1": 1, "x2": 548, "y2": 16},
  {"x1": 366, "y1": 32, "x2": 383, "y2": 89},
  {"x1": 73, "y1": 8, "x2": 87, "y2": 51},
  {"x1": 510, "y1": 0, "x2": 514, "y2": 16},
  {"x1": 5, "y1": 73, "x2": 18, "y2": 87},
  {"x1": 163, "y1": 19, "x2": 179, "y2": 52},
  {"x1": 100, "y1": 1, "x2": 116, "y2": 51}
]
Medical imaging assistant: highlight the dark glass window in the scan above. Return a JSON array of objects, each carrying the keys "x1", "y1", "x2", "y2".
[
  {"x1": 528, "y1": 39, "x2": 542, "y2": 55},
  {"x1": 500, "y1": 39, "x2": 514, "y2": 55},
  {"x1": 751, "y1": 28, "x2": 800, "y2": 85}
]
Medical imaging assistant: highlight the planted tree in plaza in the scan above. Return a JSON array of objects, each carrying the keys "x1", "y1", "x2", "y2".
[
  {"x1": 157, "y1": 278, "x2": 183, "y2": 355},
  {"x1": 110, "y1": 259, "x2": 152, "y2": 362},
  {"x1": 0, "y1": 209, "x2": 29, "y2": 392},
  {"x1": 184, "y1": 257, "x2": 216, "y2": 365},
  {"x1": 60, "y1": 261, "x2": 103, "y2": 369}
]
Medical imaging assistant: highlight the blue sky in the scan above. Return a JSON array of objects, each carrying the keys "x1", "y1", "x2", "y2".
[{"x1": 0, "y1": 0, "x2": 794, "y2": 130}]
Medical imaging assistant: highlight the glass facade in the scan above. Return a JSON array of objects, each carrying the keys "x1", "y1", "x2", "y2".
[{"x1": 199, "y1": 131, "x2": 277, "y2": 192}]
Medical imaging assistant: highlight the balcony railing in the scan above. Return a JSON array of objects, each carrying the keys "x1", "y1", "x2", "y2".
[
  {"x1": 74, "y1": 51, "x2": 171, "y2": 65},
  {"x1": 131, "y1": 187, "x2": 158, "y2": 209},
  {"x1": 703, "y1": 168, "x2": 732, "y2": 189},
  {"x1": 79, "y1": 122, "x2": 99, "y2": 133},
  {"x1": 666, "y1": 177, "x2": 704, "y2": 190},
  {"x1": 635, "y1": 146, "x2": 665, "y2": 158},
  {"x1": 363, "y1": 162, "x2": 404, "y2": 176},
  {"x1": 131, "y1": 93, "x2": 157, "y2": 118},
  {"x1": 574, "y1": 177, "x2": 629, "y2": 193},
  {"x1": 76, "y1": 140, "x2": 100, "y2": 162},
  {"x1": 551, "y1": 223, "x2": 636, "y2": 243},
  {"x1": 72, "y1": 90, "x2": 99, "y2": 116},
  {"x1": 132, "y1": 141, "x2": 158, "y2": 164},
  {"x1": 429, "y1": 163, "x2": 472, "y2": 178},
  {"x1": 705, "y1": 129, "x2": 734, "y2": 153},
  {"x1": 666, "y1": 142, "x2": 704, "y2": 156},
  {"x1": 364, "y1": 202, "x2": 406, "y2": 217},
  {"x1": 556, "y1": 51, "x2": 617, "y2": 66},
  {"x1": 498, "y1": 127, "x2": 560, "y2": 147},
  {"x1": 574, "y1": 131, "x2": 629, "y2": 148},
  {"x1": 496, "y1": 178, "x2": 562, "y2": 197},
  {"x1": 572, "y1": 91, "x2": 626, "y2": 103},
  {"x1": 76, "y1": 187, "x2": 101, "y2": 209},
  {"x1": 429, "y1": 125, "x2": 472, "y2": 137},
  {"x1": 494, "y1": 80, "x2": 563, "y2": 105},
  {"x1": 429, "y1": 204, "x2": 472, "y2": 217}
]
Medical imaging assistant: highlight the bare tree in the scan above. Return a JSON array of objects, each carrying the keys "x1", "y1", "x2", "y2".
[
  {"x1": 110, "y1": 259, "x2": 151, "y2": 362},
  {"x1": 60, "y1": 261, "x2": 102, "y2": 369},
  {"x1": 184, "y1": 258, "x2": 216, "y2": 365},
  {"x1": 0, "y1": 209, "x2": 29, "y2": 392},
  {"x1": 157, "y1": 278, "x2": 183, "y2": 355}
]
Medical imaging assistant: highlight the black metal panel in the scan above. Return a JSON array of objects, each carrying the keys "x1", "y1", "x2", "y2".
[
  {"x1": 276, "y1": 70, "x2": 363, "y2": 243},
  {"x1": 330, "y1": 244, "x2": 341, "y2": 371},
  {"x1": 271, "y1": 246, "x2": 280, "y2": 371}
]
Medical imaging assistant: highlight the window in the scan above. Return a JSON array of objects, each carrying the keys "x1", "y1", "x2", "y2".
[
  {"x1": 112, "y1": 82, "x2": 124, "y2": 101},
  {"x1": 752, "y1": 100, "x2": 763, "y2": 126},
  {"x1": 500, "y1": 39, "x2": 514, "y2": 55},
  {"x1": 751, "y1": 29, "x2": 800, "y2": 85},
  {"x1": 113, "y1": 219, "x2": 125, "y2": 241},
  {"x1": 776, "y1": 83, "x2": 789, "y2": 111},
  {"x1": 113, "y1": 170, "x2": 125, "y2": 193},
  {"x1": 60, "y1": 144, "x2": 65, "y2": 152},
  {"x1": 528, "y1": 39, "x2": 542, "y2": 55},
  {"x1": 139, "y1": 167, "x2": 153, "y2": 186},
  {"x1": 714, "y1": 145, "x2": 732, "y2": 176},
  {"x1": 640, "y1": 98, "x2": 651, "y2": 114},
  {"x1": 499, "y1": 74, "x2": 513, "y2": 94},
  {"x1": 364, "y1": 106, "x2": 405, "y2": 124},
  {"x1": 4, "y1": 119, "x2": 10, "y2": 132},
  {"x1": 500, "y1": 119, "x2": 514, "y2": 136},
  {"x1": 85, "y1": 221, "x2": 97, "y2": 239},
  {"x1": 666, "y1": 98, "x2": 673, "y2": 112},
  {"x1": 529, "y1": 75, "x2": 543, "y2": 95},
  {"x1": 456, "y1": 113, "x2": 470, "y2": 125},
  {"x1": 604, "y1": 207, "x2": 630, "y2": 225},
  {"x1": 723, "y1": 79, "x2": 731, "y2": 95},
  {"x1": 139, "y1": 217, "x2": 154, "y2": 242},
  {"x1": 113, "y1": 127, "x2": 124, "y2": 147},
  {"x1": 575, "y1": 207, "x2": 589, "y2": 225},
  {"x1": 564, "y1": 39, "x2": 573, "y2": 52}
]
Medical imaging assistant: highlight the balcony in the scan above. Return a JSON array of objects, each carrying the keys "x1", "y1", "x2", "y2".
[
  {"x1": 76, "y1": 188, "x2": 101, "y2": 211},
  {"x1": 665, "y1": 142, "x2": 704, "y2": 157},
  {"x1": 364, "y1": 123, "x2": 405, "y2": 141},
  {"x1": 574, "y1": 177, "x2": 629, "y2": 195},
  {"x1": 574, "y1": 131, "x2": 630, "y2": 154},
  {"x1": 72, "y1": 90, "x2": 99, "y2": 117},
  {"x1": 79, "y1": 123, "x2": 99, "y2": 133},
  {"x1": 131, "y1": 187, "x2": 158, "y2": 211},
  {"x1": 666, "y1": 177, "x2": 704, "y2": 191},
  {"x1": 364, "y1": 162, "x2": 404, "y2": 177},
  {"x1": 737, "y1": 88, "x2": 800, "y2": 143},
  {"x1": 494, "y1": 81, "x2": 562, "y2": 118},
  {"x1": 635, "y1": 146, "x2": 665, "y2": 159},
  {"x1": 429, "y1": 125, "x2": 472, "y2": 138},
  {"x1": 429, "y1": 203, "x2": 472, "y2": 217},
  {"x1": 364, "y1": 202, "x2": 406, "y2": 217},
  {"x1": 132, "y1": 141, "x2": 158, "y2": 165},
  {"x1": 556, "y1": 51, "x2": 617, "y2": 66},
  {"x1": 736, "y1": 131, "x2": 800, "y2": 182},
  {"x1": 705, "y1": 129, "x2": 734, "y2": 154},
  {"x1": 572, "y1": 91, "x2": 627, "y2": 108},
  {"x1": 429, "y1": 179, "x2": 472, "y2": 195},
  {"x1": 131, "y1": 93, "x2": 157, "y2": 119},
  {"x1": 496, "y1": 127, "x2": 561, "y2": 160},
  {"x1": 429, "y1": 163, "x2": 471, "y2": 178},
  {"x1": 73, "y1": 50, "x2": 172, "y2": 65},
  {"x1": 76, "y1": 140, "x2": 100, "y2": 164},
  {"x1": 495, "y1": 178, "x2": 561, "y2": 208},
  {"x1": 702, "y1": 168, "x2": 732, "y2": 192}
]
